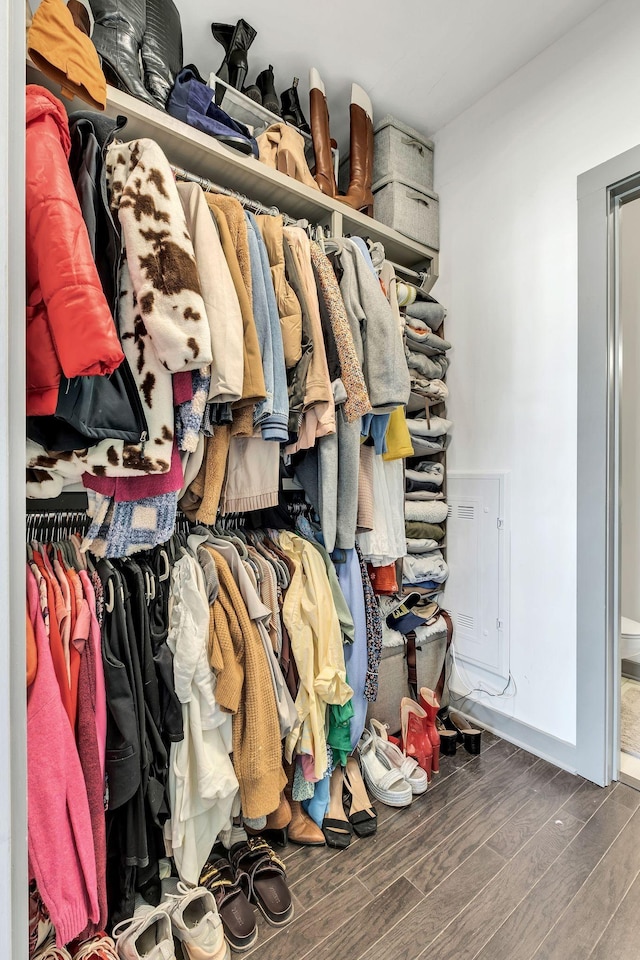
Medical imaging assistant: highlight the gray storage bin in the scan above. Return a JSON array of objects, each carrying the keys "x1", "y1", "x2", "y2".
[
  {"x1": 373, "y1": 115, "x2": 434, "y2": 190},
  {"x1": 372, "y1": 176, "x2": 440, "y2": 249},
  {"x1": 366, "y1": 630, "x2": 449, "y2": 735}
]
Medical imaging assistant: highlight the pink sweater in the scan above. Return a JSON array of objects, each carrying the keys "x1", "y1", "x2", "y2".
[{"x1": 27, "y1": 566, "x2": 99, "y2": 946}]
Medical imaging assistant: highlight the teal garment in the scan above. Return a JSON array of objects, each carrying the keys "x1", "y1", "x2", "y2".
[
  {"x1": 295, "y1": 516, "x2": 355, "y2": 643},
  {"x1": 327, "y1": 701, "x2": 355, "y2": 767},
  {"x1": 302, "y1": 746, "x2": 333, "y2": 827}
]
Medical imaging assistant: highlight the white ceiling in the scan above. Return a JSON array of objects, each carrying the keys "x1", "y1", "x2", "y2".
[{"x1": 179, "y1": 0, "x2": 608, "y2": 150}]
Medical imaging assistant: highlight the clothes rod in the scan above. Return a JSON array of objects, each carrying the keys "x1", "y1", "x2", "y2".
[
  {"x1": 388, "y1": 259, "x2": 433, "y2": 293},
  {"x1": 170, "y1": 163, "x2": 303, "y2": 226}
]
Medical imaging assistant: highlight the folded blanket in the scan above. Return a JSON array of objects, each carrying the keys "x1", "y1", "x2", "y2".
[
  {"x1": 409, "y1": 461, "x2": 445, "y2": 480},
  {"x1": 410, "y1": 377, "x2": 449, "y2": 401},
  {"x1": 406, "y1": 299, "x2": 446, "y2": 330},
  {"x1": 406, "y1": 464, "x2": 444, "y2": 489},
  {"x1": 405, "y1": 490, "x2": 444, "y2": 500},
  {"x1": 405, "y1": 521, "x2": 445, "y2": 542},
  {"x1": 410, "y1": 434, "x2": 449, "y2": 456},
  {"x1": 406, "y1": 537, "x2": 440, "y2": 553},
  {"x1": 407, "y1": 386, "x2": 448, "y2": 414},
  {"x1": 407, "y1": 416, "x2": 452, "y2": 437},
  {"x1": 406, "y1": 348, "x2": 449, "y2": 381},
  {"x1": 405, "y1": 326, "x2": 452, "y2": 356},
  {"x1": 405, "y1": 500, "x2": 448, "y2": 523},
  {"x1": 403, "y1": 551, "x2": 448, "y2": 584}
]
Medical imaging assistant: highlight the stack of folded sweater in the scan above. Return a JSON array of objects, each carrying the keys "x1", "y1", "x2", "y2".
[
  {"x1": 402, "y1": 294, "x2": 451, "y2": 597},
  {"x1": 404, "y1": 297, "x2": 451, "y2": 388}
]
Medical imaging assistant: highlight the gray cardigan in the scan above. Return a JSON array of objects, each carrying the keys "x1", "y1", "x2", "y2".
[{"x1": 326, "y1": 238, "x2": 410, "y2": 411}]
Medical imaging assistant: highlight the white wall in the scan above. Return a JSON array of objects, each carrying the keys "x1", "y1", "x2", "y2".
[
  {"x1": 431, "y1": 0, "x2": 640, "y2": 745},
  {"x1": 620, "y1": 198, "x2": 640, "y2": 624}
]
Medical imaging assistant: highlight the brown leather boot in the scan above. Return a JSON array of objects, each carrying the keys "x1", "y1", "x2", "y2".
[
  {"x1": 245, "y1": 790, "x2": 292, "y2": 846},
  {"x1": 288, "y1": 799, "x2": 325, "y2": 846},
  {"x1": 340, "y1": 83, "x2": 374, "y2": 216},
  {"x1": 309, "y1": 67, "x2": 336, "y2": 198}
]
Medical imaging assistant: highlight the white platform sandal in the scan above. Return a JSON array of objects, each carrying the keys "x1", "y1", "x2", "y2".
[
  {"x1": 358, "y1": 732, "x2": 413, "y2": 807},
  {"x1": 368, "y1": 719, "x2": 429, "y2": 795}
]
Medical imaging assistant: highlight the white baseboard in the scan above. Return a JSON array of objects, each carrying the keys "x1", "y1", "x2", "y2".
[{"x1": 453, "y1": 695, "x2": 579, "y2": 775}]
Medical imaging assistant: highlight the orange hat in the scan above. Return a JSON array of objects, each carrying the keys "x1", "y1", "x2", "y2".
[{"x1": 27, "y1": 0, "x2": 106, "y2": 111}]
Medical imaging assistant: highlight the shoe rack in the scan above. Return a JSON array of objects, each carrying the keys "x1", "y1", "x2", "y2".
[{"x1": 26, "y1": 62, "x2": 439, "y2": 284}]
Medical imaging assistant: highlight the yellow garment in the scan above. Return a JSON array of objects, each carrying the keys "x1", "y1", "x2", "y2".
[
  {"x1": 383, "y1": 406, "x2": 415, "y2": 461},
  {"x1": 278, "y1": 532, "x2": 353, "y2": 778},
  {"x1": 28, "y1": 0, "x2": 106, "y2": 110}
]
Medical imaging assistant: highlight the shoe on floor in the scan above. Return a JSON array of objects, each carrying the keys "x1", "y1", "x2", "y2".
[
  {"x1": 162, "y1": 878, "x2": 230, "y2": 960},
  {"x1": 72, "y1": 934, "x2": 119, "y2": 959},
  {"x1": 112, "y1": 897, "x2": 175, "y2": 960}
]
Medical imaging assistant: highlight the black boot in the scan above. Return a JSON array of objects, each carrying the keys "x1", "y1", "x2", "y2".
[
  {"x1": 243, "y1": 82, "x2": 262, "y2": 104},
  {"x1": 256, "y1": 65, "x2": 281, "y2": 116},
  {"x1": 211, "y1": 19, "x2": 256, "y2": 90},
  {"x1": 89, "y1": 0, "x2": 155, "y2": 105},
  {"x1": 141, "y1": 0, "x2": 183, "y2": 108},
  {"x1": 281, "y1": 77, "x2": 310, "y2": 134}
]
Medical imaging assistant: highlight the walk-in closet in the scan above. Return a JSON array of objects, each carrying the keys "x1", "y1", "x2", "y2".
[{"x1": 5, "y1": 1, "x2": 640, "y2": 959}]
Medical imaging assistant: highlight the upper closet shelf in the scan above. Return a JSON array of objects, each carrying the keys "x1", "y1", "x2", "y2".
[{"x1": 27, "y1": 63, "x2": 439, "y2": 281}]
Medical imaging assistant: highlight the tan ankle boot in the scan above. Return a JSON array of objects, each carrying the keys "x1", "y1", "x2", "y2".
[{"x1": 288, "y1": 799, "x2": 325, "y2": 846}]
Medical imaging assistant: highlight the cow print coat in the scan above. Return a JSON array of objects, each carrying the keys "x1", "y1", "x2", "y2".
[{"x1": 27, "y1": 138, "x2": 214, "y2": 492}]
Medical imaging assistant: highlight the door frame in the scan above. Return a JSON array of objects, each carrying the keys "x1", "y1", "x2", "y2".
[
  {"x1": 1, "y1": 1, "x2": 27, "y2": 956},
  {"x1": 577, "y1": 146, "x2": 640, "y2": 786}
]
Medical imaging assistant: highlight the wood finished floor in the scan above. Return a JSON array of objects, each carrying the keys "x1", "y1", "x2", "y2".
[{"x1": 243, "y1": 732, "x2": 640, "y2": 960}]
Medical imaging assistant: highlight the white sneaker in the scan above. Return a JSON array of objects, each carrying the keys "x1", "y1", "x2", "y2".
[
  {"x1": 112, "y1": 899, "x2": 175, "y2": 960},
  {"x1": 163, "y1": 880, "x2": 230, "y2": 960}
]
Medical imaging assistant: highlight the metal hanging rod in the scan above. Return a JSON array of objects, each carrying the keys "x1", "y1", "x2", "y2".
[
  {"x1": 388, "y1": 259, "x2": 433, "y2": 293},
  {"x1": 170, "y1": 163, "x2": 304, "y2": 226}
]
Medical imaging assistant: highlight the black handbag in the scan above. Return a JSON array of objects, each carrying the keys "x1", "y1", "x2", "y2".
[{"x1": 27, "y1": 357, "x2": 148, "y2": 452}]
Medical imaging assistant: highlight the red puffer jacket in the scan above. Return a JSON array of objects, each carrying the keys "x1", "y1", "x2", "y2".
[{"x1": 26, "y1": 85, "x2": 124, "y2": 416}]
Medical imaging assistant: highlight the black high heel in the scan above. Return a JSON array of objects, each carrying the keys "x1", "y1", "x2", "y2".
[
  {"x1": 436, "y1": 716, "x2": 457, "y2": 756},
  {"x1": 256, "y1": 65, "x2": 281, "y2": 116},
  {"x1": 281, "y1": 77, "x2": 311, "y2": 134},
  {"x1": 211, "y1": 19, "x2": 256, "y2": 90},
  {"x1": 443, "y1": 710, "x2": 483, "y2": 755}
]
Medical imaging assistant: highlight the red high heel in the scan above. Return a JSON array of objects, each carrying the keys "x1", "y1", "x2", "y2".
[
  {"x1": 400, "y1": 697, "x2": 433, "y2": 781},
  {"x1": 419, "y1": 687, "x2": 442, "y2": 773}
]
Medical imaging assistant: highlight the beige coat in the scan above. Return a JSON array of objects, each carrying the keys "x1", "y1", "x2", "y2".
[
  {"x1": 205, "y1": 199, "x2": 266, "y2": 407},
  {"x1": 178, "y1": 182, "x2": 244, "y2": 404}
]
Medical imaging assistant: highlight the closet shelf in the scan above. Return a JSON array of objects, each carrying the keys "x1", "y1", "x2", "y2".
[{"x1": 26, "y1": 63, "x2": 439, "y2": 282}]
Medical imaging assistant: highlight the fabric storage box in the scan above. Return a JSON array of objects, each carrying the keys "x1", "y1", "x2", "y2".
[
  {"x1": 366, "y1": 628, "x2": 449, "y2": 735},
  {"x1": 372, "y1": 176, "x2": 440, "y2": 249},
  {"x1": 373, "y1": 115, "x2": 434, "y2": 190}
]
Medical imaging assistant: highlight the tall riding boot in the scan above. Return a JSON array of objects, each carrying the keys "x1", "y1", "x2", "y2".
[
  {"x1": 211, "y1": 18, "x2": 256, "y2": 91},
  {"x1": 309, "y1": 67, "x2": 336, "y2": 198},
  {"x1": 89, "y1": 0, "x2": 155, "y2": 105},
  {"x1": 281, "y1": 77, "x2": 310, "y2": 134},
  {"x1": 141, "y1": 0, "x2": 183, "y2": 108},
  {"x1": 340, "y1": 83, "x2": 374, "y2": 216}
]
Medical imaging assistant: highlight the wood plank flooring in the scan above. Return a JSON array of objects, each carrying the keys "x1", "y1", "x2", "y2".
[{"x1": 244, "y1": 732, "x2": 640, "y2": 960}]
